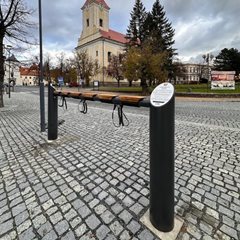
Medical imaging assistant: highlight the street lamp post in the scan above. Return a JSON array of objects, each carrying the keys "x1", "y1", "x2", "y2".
[
  {"x1": 38, "y1": 0, "x2": 45, "y2": 132},
  {"x1": 8, "y1": 51, "x2": 10, "y2": 98},
  {"x1": 5, "y1": 45, "x2": 12, "y2": 98},
  {"x1": 202, "y1": 53, "x2": 214, "y2": 91}
]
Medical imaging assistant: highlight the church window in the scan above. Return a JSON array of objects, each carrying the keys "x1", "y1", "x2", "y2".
[
  {"x1": 99, "y1": 19, "x2": 103, "y2": 27},
  {"x1": 87, "y1": 19, "x2": 89, "y2": 27},
  {"x1": 108, "y1": 52, "x2": 111, "y2": 62},
  {"x1": 96, "y1": 51, "x2": 98, "y2": 57}
]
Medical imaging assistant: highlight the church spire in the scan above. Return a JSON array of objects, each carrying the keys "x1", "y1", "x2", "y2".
[{"x1": 81, "y1": 0, "x2": 110, "y2": 10}]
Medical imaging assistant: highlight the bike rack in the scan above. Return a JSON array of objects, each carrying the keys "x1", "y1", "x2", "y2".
[
  {"x1": 53, "y1": 89, "x2": 150, "y2": 107},
  {"x1": 48, "y1": 84, "x2": 176, "y2": 233}
]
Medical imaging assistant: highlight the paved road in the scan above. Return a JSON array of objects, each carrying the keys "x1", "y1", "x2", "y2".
[{"x1": 0, "y1": 90, "x2": 239, "y2": 239}]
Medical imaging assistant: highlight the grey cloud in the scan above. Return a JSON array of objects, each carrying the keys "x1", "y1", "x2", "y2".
[
  {"x1": 23, "y1": 0, "x2": 240, "y2": 61},
  {"x1": 161, "y1": 0, "x2": 240, "y2": 60},
  {"x1": 41, "y1": 0, "x2": 81, "y2": 47}
]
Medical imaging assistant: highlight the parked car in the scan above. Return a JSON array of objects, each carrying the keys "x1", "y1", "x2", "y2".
[{"x1": 69, "y1": 81, "x2": 79, "y2": 87}]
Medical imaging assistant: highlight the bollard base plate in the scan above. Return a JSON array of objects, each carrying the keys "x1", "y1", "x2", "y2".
[
  {"x1": 47, "y1": 139, "x2": 58, "y2": 143},
  {"x1": 140, "y1": 210, "x2": 184, "y2": 240}
]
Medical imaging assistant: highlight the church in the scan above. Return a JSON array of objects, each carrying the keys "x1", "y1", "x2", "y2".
[{"x1": 75, "y1": 0, "x2": 127, "y2": 84}]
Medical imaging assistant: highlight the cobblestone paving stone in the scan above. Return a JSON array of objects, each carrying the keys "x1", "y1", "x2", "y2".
[{"x1": 0, "y1": 90, "x2": 240, "y2": 239}]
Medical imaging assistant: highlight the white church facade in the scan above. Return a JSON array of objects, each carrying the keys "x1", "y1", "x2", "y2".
[{"x1": 76, "y1": 0, "x2": 127, "y2": 84}]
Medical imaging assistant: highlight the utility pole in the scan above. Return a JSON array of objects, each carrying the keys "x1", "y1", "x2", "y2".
[
  {"x1": 7, "y1": 46, "x2": 11, "y2": 98},
  {"x1": 203, "y1": 53, "x2": 214, "y2": 91},
  {"x1": 38, "y1": 0, "x2": 45, "y2": 132},
  {"x1": 4, "y1": 45, "x2": 12, "y2": 98}
]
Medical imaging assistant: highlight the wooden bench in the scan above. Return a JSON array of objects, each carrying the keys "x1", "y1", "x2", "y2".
[{"x1": 54, "y1": 90, "x2": 146, "y2": 106}]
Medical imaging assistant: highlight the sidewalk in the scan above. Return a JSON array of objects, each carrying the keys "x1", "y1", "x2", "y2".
[{"x1": 0, "y1": 91, "x2": 239, "y2": 239}]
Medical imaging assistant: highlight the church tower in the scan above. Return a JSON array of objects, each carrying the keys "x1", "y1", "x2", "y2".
[
  {"x1": 76, "y1": 0, "x2": 127, "y2": 84},
  {"x1": 81, "y1": 0, "x2": 110, "y2": 39}
]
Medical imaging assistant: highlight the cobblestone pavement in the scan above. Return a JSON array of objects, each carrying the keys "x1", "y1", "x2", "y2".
[{"x1": 0, "y1": 90, "x2": 239, "y2": 240}]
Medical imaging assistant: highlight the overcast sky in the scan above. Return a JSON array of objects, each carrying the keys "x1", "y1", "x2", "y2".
[{"x1": 22, "y1": 0, "x2": 240, "y2": 63}]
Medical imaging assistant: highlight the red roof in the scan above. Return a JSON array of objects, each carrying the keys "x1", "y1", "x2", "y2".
[
  {"x1": 20, "y1": 67, "x2": 29, "y2": 75},
  {"x1": 82, "y1": 0, "x2": 110, "y2": 10},
  {"x1": 20, "y1": 64, "x2": 39, "y2": 77},
  {"x1": 100, "y1": 29, "x2": 127, "y2": 44}
]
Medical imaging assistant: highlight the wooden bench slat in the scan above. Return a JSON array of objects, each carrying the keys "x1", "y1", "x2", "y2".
[
  {"x1": 58, "y1": 91, "x2": 69, "y2": 96},
  {"x1": 118, "y1": 95, "x2": 145, "y2": 104},
  {"x1": 81, "y1": 92, "x2": 97, "y2": 99},
  {"x1": 97, "y1": 93, "x2": 117, "y2": 101},
  {"x1": 68, "y1": 92, "x2": 82, "y2": 98}
]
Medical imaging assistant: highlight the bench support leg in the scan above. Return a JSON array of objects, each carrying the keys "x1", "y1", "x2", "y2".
[{"x1": 48, "y1": 85, "x2": 58, "y2": 140}]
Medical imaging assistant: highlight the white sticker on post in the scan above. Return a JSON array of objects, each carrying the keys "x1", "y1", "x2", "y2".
[{"x1": 150, "y1": 82, "x2": 174, "y2": 107}]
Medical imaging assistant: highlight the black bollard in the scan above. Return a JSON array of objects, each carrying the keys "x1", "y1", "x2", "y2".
[
  {"x1": 149, "y1": 82, "x2": 175, "y2": 232},
  {"x1": 48, "y1": 84, "x2": 58, "y2": 140}
]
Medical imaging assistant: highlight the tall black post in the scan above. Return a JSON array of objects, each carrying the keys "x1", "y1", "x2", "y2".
[
  {"x1": 8, "y1": 56, "x2": 11, "y2": 99},
  {"x1": 38, "y1": 0, "x2": 45, "y2": 132},
  {"x1": 48, "y1": 85, "x2": 58, "y2": 140},
  {"x1": 149, "y1": 83, "x2": 175, "y2": 232}
]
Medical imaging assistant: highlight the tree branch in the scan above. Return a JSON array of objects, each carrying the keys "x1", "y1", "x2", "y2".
[{"x1": 3, "y1": 0, "x2": 16, "y2": 23}]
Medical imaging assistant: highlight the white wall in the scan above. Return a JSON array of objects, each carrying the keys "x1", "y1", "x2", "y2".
[{"x1": 4, "y1": 62, "x2": 21, "y2": 85}]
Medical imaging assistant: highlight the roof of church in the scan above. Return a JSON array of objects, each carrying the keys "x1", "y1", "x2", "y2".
[
  {"x1": 100, "y1": 29, "x2": 127, "y2": 44},
  {"x1": 82, "y1": 0, "x2": 110, "y2": 10}
]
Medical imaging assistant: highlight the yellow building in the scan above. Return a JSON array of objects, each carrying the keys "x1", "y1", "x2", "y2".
[{"x1": 76, "y1": 0, "x2": 127, "y2": 84}]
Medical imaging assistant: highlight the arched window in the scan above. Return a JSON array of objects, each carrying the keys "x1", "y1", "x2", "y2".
[
  {"x1": 108, "y1": 52, "x2": 111, "y2": 62},
  {"x1": 99, "y1": 19, "x2": 103, "y2": 27}
]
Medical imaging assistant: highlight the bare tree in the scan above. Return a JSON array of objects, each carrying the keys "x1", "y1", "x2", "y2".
[
  {"x1": 64, "y1": 58, "x2": 77, "y2": 84},
  {"x1": 196, "y1": 63, "x2": 208, "y2": 83},
  {"x1": 107, "y1": 53, "x2": 124, "y2": 87},
  {"x1": 0, "y1": 0, "x2": 34, "y2": 107},
  {"x1": 43, "y1": 54, "x2": 51, "y2": 83},
  {"x1": 73, "y1": 50, "x2": 99, "y2": 87},
  {"x1": 54, "y1": 52, "x2": 77, "y2": 84},
  {"x1": 57, "y1": 52, "x2": 66, "y2": 77}
]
